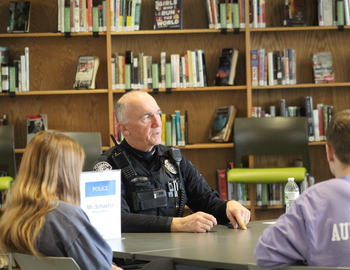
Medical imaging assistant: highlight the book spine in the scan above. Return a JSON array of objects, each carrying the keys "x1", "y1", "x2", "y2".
[
  {"x1": 267, "y1": 52, "x2": 274, "y2": 86},
  {"x1": 133, "y1": 57, "x2": 139, "y2": 89},
  {"x1": 165, "y1": 63, "x2": 172, "y2": 89},
  {"x1": 283, "y1": 48, "x2": 290, "y2": 85},
  {"x1": 258, "y1": 48, "x2": 265, "y2": 86},
  {"x1": 196, "y1": 50, "x2": 204, "y2": 87},
  {"x1": 124, "y1": 63, "x2": 131, "y2": 90},
  {"x1": 180, "y1": 56, "x2": 186, "y2": 88},
  {"x1": 186, "y1": 50, "x2": 193, "y2": 87},
  {"x1": 1, "y1": 65, "x2": 9, "y2": 92},
  {"x1": 217, "y1": 169, "x2": 228, "y2": 200},
  {"x1": 161, "y1": 113, "x2": 166, "y2": 145},
  {"x1": 313, "y1": 109, "x2": 321, "y2": 141},
  {"x1": 87, "y1": 0, "x2": 93, "y2": 31},
  {"x1": 219, "y1": 2, "x2": 227, "y2": 28},
  {"x1": 304, "y1": 96, "x2": 315, "y2": 142},
  {"x1": 152, "y1": 63, "x2": 159, "y2": 89},
  {"x1": 232, "y1": 1, "x2": 240, "y2": 28},
  {"x1": 171, "y1": 114, "x2": 176, "y2": 146},
  {"x1": 165, "y1": 120, "x2": 172, "y2": 146},
  {"x1": 20, "y1": 55, "x2": 27, "y2": 92},
  {"x1": 205, "y1": 0, "x2": 214, "y2": 29},
  {"x1": 180, "y1": 114, "x2": 186, "y2": 146},
  {"x1": 338, "y1": 0, "x2": 345, "y2": 25},
  {"x1": 250, "y1": 50, "x2": 259, "y2": 86},
  {"x1": 317, "y1": 104, "x2": 325, "y2": 141},
  {"x1": 25, "y1": 47, "x2": 30, "y2": 91},
  {"x1": 160, "y1": 52, "x2": 166, "y2": 88},
  {"x1": 323, "y1": 0, "x2": 334, "y2": 25},
  {"x1": 252, "y1": 0, "x2": 258, "y2": 28},
  {"x1": 319, "y1": 0, "x2": 325, "y2": 25},
  {"x1": 191, "y1": 51, "x2": 198, "y2": 87},
  {"x1": 134, "y1": 0, "x2": 142, "y2": 31},
  {"x1": 259, "y1": 0, "x2": 265, "y2": 27},
  {"x1": 175, "y1": 110, "x2": 181, "y2": 145}
]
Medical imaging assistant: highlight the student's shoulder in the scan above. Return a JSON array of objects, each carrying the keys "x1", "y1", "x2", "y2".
[{"x1": 57, "y1": 201, "x2": 84, "y2": 215}]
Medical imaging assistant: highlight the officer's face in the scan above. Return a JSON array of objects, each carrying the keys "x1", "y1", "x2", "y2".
[{"x1": 120, "y1": 93, "x2": 162, "y2": 152}]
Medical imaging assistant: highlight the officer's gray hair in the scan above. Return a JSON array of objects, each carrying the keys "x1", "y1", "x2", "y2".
[{"x1": 115, "y1": 100, "x2": 128, "y2": 124}]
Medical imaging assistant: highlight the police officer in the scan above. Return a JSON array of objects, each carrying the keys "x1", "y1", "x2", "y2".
[{"x1": 93, "y1": 90, "x2": 250, "y2": 233}]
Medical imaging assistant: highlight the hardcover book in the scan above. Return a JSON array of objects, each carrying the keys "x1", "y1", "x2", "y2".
[
  {"x1": 154, "y1": 0, "x2": 182, "y2": 29},
  {"x1": 312, "y1": 51, "x2": 335, "y2": 84},
  {"x1": 27, "y1": 114, "x2": 48, "y2": 144},
  {"x1": 7, "y1": 1, "x2": 31, "y2": 33},
  {"x1": 215, "y1": 48, "x2": 239, "y2": 86},
  {"x1": 73, "y1": 55, "x2": 100, "y2": 89},
  {"x1": 208, "y1": 105, "x2": 237, "y2": 142},
  {"x1": 284, "y1": 0, "x2": 306, "y2": 27}
]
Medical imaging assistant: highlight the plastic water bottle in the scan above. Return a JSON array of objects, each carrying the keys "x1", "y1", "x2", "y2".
[{"x1": 284, "y1": 177, "x2": 299, "y2": 213}]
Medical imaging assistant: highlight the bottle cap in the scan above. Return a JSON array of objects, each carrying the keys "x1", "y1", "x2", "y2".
[{"x1": 288, "y1": 177, "x2": 294, "y2": 181}]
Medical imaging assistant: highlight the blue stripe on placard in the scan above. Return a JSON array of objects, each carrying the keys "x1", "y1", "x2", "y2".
[{"x1": 85, "y1": 180, "x2": 116, "y2": 197}]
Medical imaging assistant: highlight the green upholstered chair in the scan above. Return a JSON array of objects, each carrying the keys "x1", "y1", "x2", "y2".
[
  {"x1": 13, "y1": 253, "x2": 81, "y2": 270},
  {"x1": 247, "y1": 263, "x2": 350, "y2": 270},
  {"x1": 227, "y1": 117, "x2": 311, "y2": 185},
  {"x1": 0, "y1": 126, "x2": 16, "y2": 208},
  {"x1": 60, "y1": 132, "x2": 102, "y2": 172}
]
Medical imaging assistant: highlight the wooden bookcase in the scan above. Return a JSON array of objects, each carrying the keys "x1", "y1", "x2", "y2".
[{"x1": 0, "y1": 0, "x2": 344, "y2": 221}]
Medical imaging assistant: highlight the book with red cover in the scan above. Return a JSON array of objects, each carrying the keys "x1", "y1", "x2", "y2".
[{"x1": 217, "y1": 169, "x2": 228, "y2": 200}]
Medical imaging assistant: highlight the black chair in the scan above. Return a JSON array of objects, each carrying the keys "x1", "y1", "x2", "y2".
[
  {"x1": 60, "y1": 132, "x2": 102, "y2": 171},
  {"x1": 227, "y1": 117, "x2": 311, "y2": 185},
  {"x1": 0, "y1": 125, "x2": 16, "y2": 179}
]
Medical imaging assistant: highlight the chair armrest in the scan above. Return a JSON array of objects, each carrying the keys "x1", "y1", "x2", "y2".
[{"x1": 227, "y1": 167, "x2": 307, "y2": 184}]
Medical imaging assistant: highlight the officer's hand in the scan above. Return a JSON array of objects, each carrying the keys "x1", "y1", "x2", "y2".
[
  {"x1": 171, "y1": 211, "x2": 217, "y2": 232},
  {"x1": 111, "y1": 264, "x2": 123, "y2": 270},
  {"x1": 226, "y1": 200, "x2": 251, "y2": 230}
]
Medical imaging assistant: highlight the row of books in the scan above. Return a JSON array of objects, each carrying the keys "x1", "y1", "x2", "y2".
[
  {"x1": 162, "y1": 111, "x2": 187, "y2": 147},
  {"x1": 251, "y1": 97, "x2": 333, "y2": 143},
  {"x1": 0, "y1": 47, "x2": 30, "y2": 93},
  {"x1": 318, "y1": 0, "x2": 350, "y2": 26},
  {"x1": 205, "y1": 0, "x2": 267, "y2": 30},
  {"x1": 251, "y1": 48, "x2": 296, "y2": 87},
  {"x1": 111, "y1": 0, "x2": 142, "y2": 31},
  {"x1": 111, "y1": 50, "x2": 207, "y2": 90},
  {"x1": 217, "y1": 164, "x2": 314, "y2": 205},
  {"x1": 58, "y1": 0, "x2": 108, "y2": 33}
]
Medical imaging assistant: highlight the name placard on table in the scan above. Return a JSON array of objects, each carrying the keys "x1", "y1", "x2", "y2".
[{"x1": 80, "y1": 170, "x2": 121, "y2": 240}]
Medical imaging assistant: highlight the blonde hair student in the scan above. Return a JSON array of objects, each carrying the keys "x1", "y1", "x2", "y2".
[{"x1": 0, "y1": 130, "x2": 120, "y2": 270}]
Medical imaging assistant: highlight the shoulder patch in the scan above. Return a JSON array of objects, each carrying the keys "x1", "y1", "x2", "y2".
[{"x1": 93, "y1": 161, "x2": 113, "y2": 171}]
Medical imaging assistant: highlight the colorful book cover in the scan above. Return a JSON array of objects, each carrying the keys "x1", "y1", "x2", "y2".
[
  {"x1": 154, "y1": 0, "x2": 182, "y2": 29},
  {"x1": 7, "y1": 1, "x2": 31, "y2": 33}
]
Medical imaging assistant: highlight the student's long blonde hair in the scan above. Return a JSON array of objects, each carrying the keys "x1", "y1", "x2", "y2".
[{"x1": 0, "y1": 130, "x2": 85, "y2": 256}]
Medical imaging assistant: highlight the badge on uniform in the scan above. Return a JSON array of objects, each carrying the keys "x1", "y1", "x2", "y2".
[{"x1": 164, "y1": 159, "x2": 177, "y2": 174}]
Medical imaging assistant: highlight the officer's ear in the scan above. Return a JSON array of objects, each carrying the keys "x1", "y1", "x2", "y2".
[{"x1": 117, "y1": 123, "x2": 130, "y2": 135}]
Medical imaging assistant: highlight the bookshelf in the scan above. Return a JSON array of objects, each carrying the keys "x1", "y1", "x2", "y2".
[{"x1": 0, "y1": 0, "x2": 344, "y2": 221}]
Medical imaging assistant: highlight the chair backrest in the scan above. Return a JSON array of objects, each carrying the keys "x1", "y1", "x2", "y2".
[
  {"x1": 0, "y1": 126, "x2": 17, "y2": 178},
  {"x1": 13, "y1": 253, "x2": 81, "y2": 270},
  {"x1": 234, "y1": 117, "x2": 310, "y2": 174},
  {"x1": 247, "y1": 263, "x2": 350, "y2": 270},
  {"x1": 60, "y1": 132, "x2": 102, "y2": 171}
]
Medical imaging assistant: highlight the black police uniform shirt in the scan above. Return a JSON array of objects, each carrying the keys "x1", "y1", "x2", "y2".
[{"x1": 93, "y1": 139, "x2": 229, "y2": 232}]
